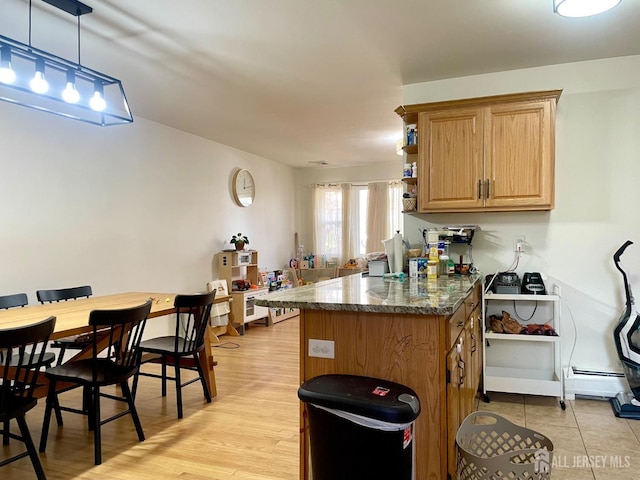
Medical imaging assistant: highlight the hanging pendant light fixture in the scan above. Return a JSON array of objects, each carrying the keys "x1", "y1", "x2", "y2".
[
  {"x1": 553, "y1": 0, "x2": 622, "y2": 17},
  {"x1": 0, "y1": 0, "x2": 132, "y2": 126}
]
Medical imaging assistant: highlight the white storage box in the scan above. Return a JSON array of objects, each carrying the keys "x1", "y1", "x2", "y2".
[{"x1": 368, "y1": 261, "x2": 389, "y2": 277}]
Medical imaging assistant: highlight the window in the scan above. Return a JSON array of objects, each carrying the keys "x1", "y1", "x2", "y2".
[{"x1": 313, "y1": 181, "x2": 402, "y2": 263}]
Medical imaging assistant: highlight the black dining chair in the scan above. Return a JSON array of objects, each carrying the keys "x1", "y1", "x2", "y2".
[
  {"x1": 132, "y1": 291, "x2": 216, "y2": 419},
  {"x1": 0, "y1": 315, "x2": 56, "y2": 480},
  {"x1": 0, "y1": 292, "x2": 28, "y2": 309},
  {"x1": 1, "y1": 292, "x2": 59, "y2": 441},
  {"x1": 39, "y1": 300, "x2": 152, "y2": 465},
  {"x1": 37, "y1": 286, "x2": 93, "y2": 365}
]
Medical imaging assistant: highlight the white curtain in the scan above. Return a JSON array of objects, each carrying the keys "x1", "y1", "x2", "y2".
[
  {"x1": 313, "y1": 181, "x2": 403, "y2": 263},
  {"x1": 341, "y1": 184, "x2": 357, "y2": 264},
  {"x1": 312, "y1": 184, "x2": 343, "y2": 263},
  {"x1": 366, "y1": 182, "x2": 390, "y2": 253}
]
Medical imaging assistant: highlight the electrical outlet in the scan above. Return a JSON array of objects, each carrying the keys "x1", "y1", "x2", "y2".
[
  {"x1": 308, "y1": 339, "x2": 335, "y2": 359},
  {"x1": 513, "y1": 235, "x2": 526, "y2": 253}
]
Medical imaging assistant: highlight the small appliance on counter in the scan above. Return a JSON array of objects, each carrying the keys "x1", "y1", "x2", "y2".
[
  {"x1": 485, "y1": 272, "x2": 521, "y2": 294},
  {"x1": 521, "y1": 272, "x2": 546, "y2": 295}
]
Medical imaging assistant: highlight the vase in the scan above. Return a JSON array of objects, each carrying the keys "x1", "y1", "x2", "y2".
[{"x1": 235, "y1": 242, "x2": 245, "y2": 251}]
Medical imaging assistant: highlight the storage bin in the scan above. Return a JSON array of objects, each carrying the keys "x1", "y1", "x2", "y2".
[
  {"x1": 456, "y1": 411, "x2": 554, "y2": 480},
  {"x1": 402, "y1": 197, "x2": 417, "y2": 211}
]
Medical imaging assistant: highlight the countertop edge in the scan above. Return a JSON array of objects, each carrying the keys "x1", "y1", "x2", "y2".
[{"x1": 255, "y1": 274, "x2": 481, "y2": 316}]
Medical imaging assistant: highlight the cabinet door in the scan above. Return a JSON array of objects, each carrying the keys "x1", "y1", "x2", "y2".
[
  {"x1": 471, "y1": 306, "x2": 483, "y2": 390},
  {"x1": 418, "y1": 108, "x2": 483, "y2": 211},
  {"x1": 447, "y1": 338, "x2": 463, "y2": 478},
  {"x1": 484, "y1": 100, "x2": 555, "y2": 209}
]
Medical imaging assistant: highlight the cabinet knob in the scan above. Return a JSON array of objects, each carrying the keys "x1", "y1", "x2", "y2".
[{"x1": 485, "y1": 179, "x2": 490, "y2": 199}]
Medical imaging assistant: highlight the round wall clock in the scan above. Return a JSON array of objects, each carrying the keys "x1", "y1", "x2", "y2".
[{"x1": 232, "y1": 169, "x2": 255, "y2": 207}]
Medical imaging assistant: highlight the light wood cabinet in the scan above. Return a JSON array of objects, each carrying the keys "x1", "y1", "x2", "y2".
[
  {"x1": 396, "y1": 90, "x2": 561, "y2": 213},
  {"x1": 445, "y1": 289, "x2": 482, "y2": 479}
]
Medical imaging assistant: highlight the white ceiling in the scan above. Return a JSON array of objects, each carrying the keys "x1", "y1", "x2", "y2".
[{"x1": 3, "y1": 0, "x2": 640, "y2": 167}]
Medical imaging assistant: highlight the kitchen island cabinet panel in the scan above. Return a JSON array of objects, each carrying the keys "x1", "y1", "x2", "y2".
[{"x1": 301, "y1": 309, "x2": 446, "y2": 480}]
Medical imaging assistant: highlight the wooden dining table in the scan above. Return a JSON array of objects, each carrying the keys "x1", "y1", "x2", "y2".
[{"x1": 0, "y1": 292, "x2": 220, "y2": 398}]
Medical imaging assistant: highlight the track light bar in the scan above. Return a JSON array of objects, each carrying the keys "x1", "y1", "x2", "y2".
[{"x1": 42, "y1": 0, "x2": 92, "y2": 16}]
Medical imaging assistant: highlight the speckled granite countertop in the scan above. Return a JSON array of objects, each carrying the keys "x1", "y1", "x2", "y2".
[{"x1": 256, "y1": 273, "x2": 482, "y2": 315}]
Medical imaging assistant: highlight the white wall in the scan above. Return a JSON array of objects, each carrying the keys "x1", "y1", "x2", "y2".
[
  {"x1": 0, "y1": 103, "x2": 296, "y2": 305},
  {"x1": 402, "y1": 55, "x2": 640, "y2": 374}
]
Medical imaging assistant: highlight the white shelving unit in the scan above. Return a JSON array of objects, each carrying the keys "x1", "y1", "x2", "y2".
[{"x1": 482, "y1": 283, "x2": 565, "y2": 409}]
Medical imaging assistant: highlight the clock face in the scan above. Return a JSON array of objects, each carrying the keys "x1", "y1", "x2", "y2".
[{"x1": 232, "y1": 169, "x2": 255, "y2": 207}]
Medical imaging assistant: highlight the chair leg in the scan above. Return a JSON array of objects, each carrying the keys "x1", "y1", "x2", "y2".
[
  {"x1": 193, "y1": 353, "x2": 212, "y2": 403},
  {"x1": 2, "y1": 420, "x2": 9, "y2": 445},
  {"x1": 174, "y1": 361, "x2": 183, "y2": 419},
  {"x1": 92, "y1": 385, "x2": 102, "y2": 465},
  {"x1": 131, "y1": 369, "x2": 140, "y2": 400},
  {"x1": 121, "y1": 380, "x2": 145, "y2": 441},
  {"x1": 39, "y1": 380, "x2": 57, "y2": 453},
  {"x1": 53, "y1": 400, "x2": 64, "y2": 427},
  {"x1": 161, "y1": 356, "x2": 167, "y2": 397},
  {"x1": 16, "y1": 415, "x2": 47, "y2": 480},
  {"x1": 55, "y1": 344, "x2": 67, "y2": 366}
]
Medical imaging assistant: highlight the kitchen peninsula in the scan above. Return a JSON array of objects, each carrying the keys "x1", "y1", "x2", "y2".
[{"x1": 256, "y1": 273, "x2": 482, "y2": 480}]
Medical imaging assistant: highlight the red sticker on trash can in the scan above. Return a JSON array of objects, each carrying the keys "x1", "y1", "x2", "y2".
[
  {"x1": 403, "y1": 425, "x2": 413, "y2": 449},
  {"x1": 372, "y1": 386, "x2": 390, "y2": 396}
]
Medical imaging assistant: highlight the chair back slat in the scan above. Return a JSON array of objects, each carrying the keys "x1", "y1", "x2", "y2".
[
  {"x1": 173, "y1": 291, "x2": 216, "y2": 354},
  {"x1": 0, "y1": 316, "x2": 56, "y2": 408},
  {"x1": 37, "y1": 285, "x2": 92, "y2": 303},
  {"x1": 88, "y1": 301, "x2": 152, "y2": 377},
  {"x1": 0, "y1": 293, "x2": 28, "y2": 309}
]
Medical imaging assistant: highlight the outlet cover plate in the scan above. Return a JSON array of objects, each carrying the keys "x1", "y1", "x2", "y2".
[{"x1": 308, "y1": 339, "x2": 335, "y2": 359}]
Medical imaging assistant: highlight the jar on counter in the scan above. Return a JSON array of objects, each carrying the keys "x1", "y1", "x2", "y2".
[{"x1": 403, "y1": 163, "x2": 412, "y2": 177}]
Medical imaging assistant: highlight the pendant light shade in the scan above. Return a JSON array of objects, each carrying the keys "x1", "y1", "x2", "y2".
[
  {"x1": 62, "y1": 70, "x2": 80, "y2": 104},
  {"x1": 30, "y1": 58, "x2": 49, "y2": 94},
  {"x1": 0, "y1": 45, "x2": 16, "y2": 84},
  {"x1": 553, "y1": 0, "x2": 622, "y2": 17},
  {"x1": 0, "y1": 0, "x2": 132, "y2": 126}
]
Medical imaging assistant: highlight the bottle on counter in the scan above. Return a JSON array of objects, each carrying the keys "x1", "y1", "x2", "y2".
[
  {"x1": 411, "y1": 162, "x2": 417, "y2": 178},
  {"x1": 439, "y1": 253, "x2": 449, "y2": 276},
  {"x1": 427, "y1": 259, "x2": 438, "y2": 279},
  {"x1": 447, "y1": 257, "x2": 455, "y2": 275},
  {"x1": 403, "y1": 163, "x2": 412, "y2": 177}
]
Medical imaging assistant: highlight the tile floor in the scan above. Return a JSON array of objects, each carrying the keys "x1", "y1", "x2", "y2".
[{"x1": 478, "y1": 393, "x2": 640, "y2": 479}]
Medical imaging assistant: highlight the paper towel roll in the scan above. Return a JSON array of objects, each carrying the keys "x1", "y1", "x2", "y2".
[
  {"x1": 393, "y1": 232, "x2": 404, "y2": 273},
  {"x1": 383, "y1": 233, "x2": 405, "y2": 273},
  {"x1": 382, "y1": 237, "x2": 395, "y2": 274}
]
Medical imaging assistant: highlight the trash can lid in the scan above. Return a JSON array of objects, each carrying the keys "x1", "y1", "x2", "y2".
[{"x1": 298, "y1": 374, "x2": 420, "y2": 423}]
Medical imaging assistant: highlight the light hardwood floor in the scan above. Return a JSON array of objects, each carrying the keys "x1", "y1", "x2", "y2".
[
  {"x1": 3, "y1": 315, "x2": 640, "y2": 479},
  {"x1": 2, "y1": 318, "x2": 301, "y2": 480}
]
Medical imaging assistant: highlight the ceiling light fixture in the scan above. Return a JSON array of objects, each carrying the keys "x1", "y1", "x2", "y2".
[
  {"x1": 553, "y1": 0, "x2": 622, "y2": 17},
  {"x1": 0, "y1": 0, "x2": 132, "y2": 126}
]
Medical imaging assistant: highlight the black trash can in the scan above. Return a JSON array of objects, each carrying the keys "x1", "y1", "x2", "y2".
[{"x1": 298, "y1": 374, "x2": 420, "y2": 480}]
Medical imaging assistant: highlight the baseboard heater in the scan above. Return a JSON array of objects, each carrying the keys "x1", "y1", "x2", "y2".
[
  {"x1": 571, "y1": 367, "x2": 624, "y2": 377},
  {"x1": 565, "y1": 367, "x2": 626, "y2": 398}
]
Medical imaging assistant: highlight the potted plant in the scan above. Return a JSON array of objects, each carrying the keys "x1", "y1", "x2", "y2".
[{"x1": 231, "y1": 233, "x2": 249, "y2": 251}]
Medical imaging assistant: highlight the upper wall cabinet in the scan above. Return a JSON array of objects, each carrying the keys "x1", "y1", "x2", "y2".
[{"x1": 395, "y1": 90, "x2": 562, "y2": 213}]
